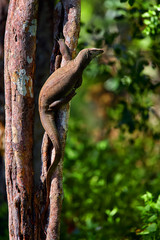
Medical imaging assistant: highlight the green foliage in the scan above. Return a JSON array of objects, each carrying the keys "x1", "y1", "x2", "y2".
[
  {"x1": 142, "y1": 5, "x2": 160, "y2": 36},
  {"x1": 0, "y1": 200, "x2": 8, "y2": 240},
  {"x1": 137, "y1": 192, "x2": 160, "y2": 239},
  {"x1": 61, "y1": 115, "x2": 160, "y2": 239},
  {"x1": 61, "y1": 0, "x2": 160, "y2": 239}
]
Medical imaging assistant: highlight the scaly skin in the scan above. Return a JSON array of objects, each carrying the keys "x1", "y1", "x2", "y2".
[{"x1": 39, "y1": 40, "x2": 103, "y2": 219}]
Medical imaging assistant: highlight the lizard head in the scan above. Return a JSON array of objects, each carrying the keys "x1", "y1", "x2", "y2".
[
  {"x1": 76, "y1": 48, "x2": 104, "y2": 70},
  {"x1": 87, "y1": 48, "x2": 104, "y2": 59}
]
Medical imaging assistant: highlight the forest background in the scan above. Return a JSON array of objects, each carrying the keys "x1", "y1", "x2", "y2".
[{"x1": 1, "y1": 0, "x2": 160, "y2": 239}]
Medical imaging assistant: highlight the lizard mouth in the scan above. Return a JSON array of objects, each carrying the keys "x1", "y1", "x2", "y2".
[
  {"x1": 90, "y1": 48, "x2": 104, "y2": 58},
  {"x1": 97, "y1": 49, "x2": 104, "y2": 55}
]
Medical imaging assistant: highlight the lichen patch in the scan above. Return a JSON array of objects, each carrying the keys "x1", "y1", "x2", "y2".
[
  {"x1": 12, "y1": 69, "x2": 33, "y2": 98},
  {"x1": 27, "y1": 56, "x2": 33, "y2": 64},
  {"x1": 22, "y1": 21, "x2": 29, "y2": 31},
  {"x1": 28, "y1": 19, "x2": 37, "y2": 36}
]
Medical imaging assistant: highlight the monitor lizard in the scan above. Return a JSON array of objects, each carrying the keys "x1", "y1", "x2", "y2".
[{"x1": 39, "y1": 39, "x2": 103, "y2": 219}]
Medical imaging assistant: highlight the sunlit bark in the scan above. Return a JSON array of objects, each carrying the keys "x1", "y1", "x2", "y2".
[{"x1": 4, "y1": 0, "x2": 38, "y2": 238}]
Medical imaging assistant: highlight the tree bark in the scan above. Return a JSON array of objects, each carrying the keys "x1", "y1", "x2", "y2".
[
  {"x1": 4, "y1": 0, "x2": 38, "y2": 239},
  {"x1": 40, "y1": 0, "x2": 81, "y2": 239},
  {"x1": 5, "y1": 0, "x2": 80, "y2": 239},
  {"x1": 0, "y1": 0, "x2": 8, "y2": 199},
  {"x1": 0, "y1": 0, "x2": 8, "y2": 123},
  {"x1": 33, "y1": 0, "x2": 55, "y2": 184}
]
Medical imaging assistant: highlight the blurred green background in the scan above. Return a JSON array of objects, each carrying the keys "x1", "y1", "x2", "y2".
[
  {"x1": 1, "y1": 0, "x2": 160, "y2": 239},
  {"x1": 61, "y1": 0, "x2": 160, "y2": 239}
]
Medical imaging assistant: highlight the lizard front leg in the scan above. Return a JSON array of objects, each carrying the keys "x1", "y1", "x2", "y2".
[{"x1": 48, "y1": 89, "x2": 76, "y2": 110}]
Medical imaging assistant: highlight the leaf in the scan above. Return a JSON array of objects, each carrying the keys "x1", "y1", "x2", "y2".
[
  {"x1": 121, "y1": 75, "x2": 132, "y2": 86},
  {"x1": 154, "y1": 5, "x2": 160, "y2": 11},
  {"x1": 148, "y1": 214, "x2": 157, "y2": 222},
  {"x1": 148, "y1": 10, "x2": 156, "y2": 16},
  {"x1": 142, "y1": 12, "x2": 151, "y2": 18},
  {"x1": 146, "y1": 223, "x2": 157, "y2": 233},
  {"x1": 141, "y1": 192, "x2": 153, "y2": 202},
  {"x1": 105, "y1": 207, "x2": 118, "y2": 217},
  {"x1": 144, "y1": 19, "x2": 151, "y2": 25},
  {"x1": 104, "y1": 78, "x2": 119, "y2": 92},
  {"x1": 110, "y1": 208, "x2": 118, "y2": 216},
  {"x1": 96, "y1": 139, "x2": 109, "y2": 150},
  {"x1": 156, "y1": 195, "x2": 160, "y2": 210},
  {"x1": 139, "y1": 229, "x2": 150, "y2": 235}
]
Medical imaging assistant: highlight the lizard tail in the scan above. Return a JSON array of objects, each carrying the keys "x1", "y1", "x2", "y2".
[
  {"x1": 40, "y1": 109, "x2": 62, "y2": 185},
  {"x1": 40, "y1": 109, "x2": 62, "y2": 224},
  {"x1": 40, "y1": 109, "x2": 62, "y2": 176},
  {"x1": 40, "y1": 110, "x2": 62, "y2": 178}
]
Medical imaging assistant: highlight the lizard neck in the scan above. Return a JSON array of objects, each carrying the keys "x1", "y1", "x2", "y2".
[{"x1": 74, "y1": 50, "x2": 91, "y2": 72}]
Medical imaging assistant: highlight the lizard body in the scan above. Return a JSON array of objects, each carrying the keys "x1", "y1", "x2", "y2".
[{"x1": 39, "y1": 40, "x2": 103, "y2": 217}]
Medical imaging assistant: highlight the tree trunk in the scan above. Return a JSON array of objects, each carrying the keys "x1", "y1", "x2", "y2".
[
  {"x1": 40, "y1": 0, "x2": 81, "y2": 239},
  {"x1": 4, "y1": 0, "x2": 38, "y2": 239},
  {"x1": 4, "y1": 0, "x2": 81, "y2": 239}
]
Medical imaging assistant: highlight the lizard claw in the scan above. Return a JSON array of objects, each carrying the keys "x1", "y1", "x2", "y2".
[
  {"x1": 59, "y1": 32, "x2": 64, "y2": 40},
  {"x1": 54, "y1": 33, "x2": 65, "y2": 42},
  {"x1": 54, "y1": 35, "x2": 59, "y2": 42}
]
